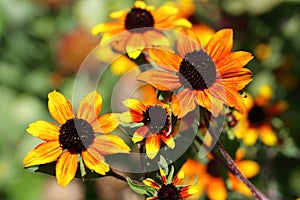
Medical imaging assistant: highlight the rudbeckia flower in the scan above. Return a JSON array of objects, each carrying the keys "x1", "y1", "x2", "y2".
[
  {"x1": 138, "y1": 28, "x2": 253, "y2": 118},
  {"x1": 23, "y1": 91, "x2": 130, "y2": 187},
  {"x1": 143, "y1": 168, "x2": 198, "y2": 200},
  {"x1": 91, "y1": 1, "x2": 191, "y2": 59},
  {"x1": 228, "y1": 148, "x2": 260, "y2": 197},
  {"x1": 233, "y1": 85, "x2": 288, "y2": 146},
  {"x1": 120, "y1": 99, "x2": 175, "y2": 159}
]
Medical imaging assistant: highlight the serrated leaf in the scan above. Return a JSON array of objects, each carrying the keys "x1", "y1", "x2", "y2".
[{"x1": 126, "y1": 177, "x2": 156, "y2": 196}]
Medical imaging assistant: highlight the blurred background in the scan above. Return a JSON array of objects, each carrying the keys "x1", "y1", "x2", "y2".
[{"x1": 0, "y1": 0, "x2": 300, "y2": 199}]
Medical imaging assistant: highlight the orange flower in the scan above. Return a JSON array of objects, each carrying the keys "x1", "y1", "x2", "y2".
[
  {"x1": 143, "y1": 168, "x2": 198, "y2": 200},
  {"x1": 23, "y1": 91, "x2": 130, "y2": 187},
  {"x1": 233, "y1": 85, "x2": 288, "y2": 146},
  {"x1": 138, "y1": 28, "x2": 253, "y2": 117},
  {"x1": 228, "y1": 148, "x2": 260, "y2": 197},
  {"x1": 120, "y1": 99, "x2": 175, "y2": 159},
  {"x1": 91, "y1": 1, "x2": 191, "y2": 59}
]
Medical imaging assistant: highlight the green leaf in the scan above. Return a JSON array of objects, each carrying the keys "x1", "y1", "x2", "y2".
[
  {"x1": 126, "y1": 177, "x2": 156, "y2": 196},
  {"x1": 167, "y1": 165, "x2": 175, "y2": 184}
]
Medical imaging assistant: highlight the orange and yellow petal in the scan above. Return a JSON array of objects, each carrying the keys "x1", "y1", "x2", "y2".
[
  {"x1": 92, "y1": 135, "x2": 130, "y2": 155},
  {"x1": 259, "y1": 125, "x2": 278, "y2": 146},
  {"x1": 255, "y1": 85, "x2": 272, "y2": 106},
  {"x1": 206, "y1": 176, "x2": 227, "y2": 200},
  {"x1": 173, "y1": 170, "x2": 184, "y2": 186},
  {"x1": 26, "y1": 120, "x2": 60, "y2": 141},
  {"x1": 91, "y1": 22, "x2": 123, "y2": 36},
  {"x1": 236, "y1": 160, "x2": 260, "y2": 178},
  {"x1": 120, "y1": 111, "x2": 143, "y2": 122},
  {"x1": 145, "y1": 134, "x2": 161, "y2": 159},
  {"x1": 144, "y1": 30, "x2": 170, "y2": 48},
  {"x1": 146, "y1": 197, "x2": 159, "y2": 200},
  {"x1": 177, "y1": 28, "x2": 201, "y2": 57},
  {"x1": 221, "y1": 68, "x2": 253, "y2": 91},
  {"x1": 122, "y1": 98, "x2": 147, "y2": 113},
  {"x1": 180, "y1": 185, "x2": 198, "y2": 198},
  {"x1": 195, "y1": 89, "x2": 224, "y2": 117},
  {"x1": 243, "y1": 128, "x2": 259, "y2": 146},
  {"x1": 161, "y1": 135, "x2": 175, "y2": 149},
  {"x1": 82, "y1": 149, "x2": 109, "y2": 175},
  {"x1": 148, "y1": 48, "x2": 181, "y2": 72},
  {"x1": 217, "y1": 51, "x2": 253, "y2": 73},
  {"x1": 172, "y1": 89, "x2": 196, "y2": 118},
  {"x1": 55, "y1": 151, "x2": 78, "y2": 187},
  {"x1": 132, "y1": 126, "x2": 149, "y2": 143},
  {"x1": 205, "y1": 29, "x2": 233, "y2": 63},
  {"x1": 77, "y1": 91, "x2": 102, "y2": 123},
  {"x1": 159, "y1": 168, "x2": 167, "y2": 185},
  {"x1": 126, "y1": 33, "x2": 146, "y2": 59},
  {"x1": 48, "y1": 90, "x2": 74, "y2": 125},
  {"x1": 192, "y1": 24, "x2": 215, "y2": 46},
  {"x1": 93, "y1": 113, "x2": 121, "y2": 133},
  {"x1": 143, "y1": 178, "x2": 161, "y2": 190},
  {"x1": 223, "y1": 87, "x2": 247, "y2": 114},
  {"x1": 137, "y1": 70, "x2": 181, "y2": 91},
  {"x1": 229, "y1": 174, "x2": 253, "y2": 197},
  {"x1": 23, "y1": 140, "x2": 62, "y2": 167}
]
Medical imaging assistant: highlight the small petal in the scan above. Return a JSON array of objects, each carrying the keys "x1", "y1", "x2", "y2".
[
  {"x1": 132, "y1": 126, "x2": 149, "y2": 143},
  {"x1": 145, "y1": 134, "x2": 161, "y2": 159},
  {"x1": 77, "y1": 91, "x2": 102, "y2": 123},
  {"x1": 92, "y1": 135, "x2": 130, "y2": 155},
  {"x1": 26, "y1": 120, "x2": 60, "y2": 141},
  {"x1": 138, "y1": 70, "x2": 181, "y2": 91},
  {"x1": 143, "y1": 178, "x2": 161, "y2": 190},
  {"x1": 56, "y1": 151, "x2": 78, "y2": 187},
  {"x1": 48, "y1": 91, "x2": 74, "y2": 125},
  {"x1": 82, "y1": 149, "x2": 109, "y2": 175},
  {"x1": 23, "y1": 141, "x2": 62, "y2": 167}
]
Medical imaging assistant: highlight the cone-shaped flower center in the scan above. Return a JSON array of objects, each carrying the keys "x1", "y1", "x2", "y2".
[
  {"x1": 59, "y1": 118, "x2": 95, "y2": 154},
  {"x1": 179, "y1": 50, "x2": 216, "y2": 91},
  {"x1": 247, "y1": 105, "x2": 266, "y2": 127},
  {"x1": 125, "y1": 7, "x2": 154, "y2": 31},
  {"x1": 142, "y1": 105, "x2": 170, "y2": 134},
  {"x1": 157, "y1": 184, "x2": 182, "y2": 200},
  {"x1": 207, "y1": 160, "x2": 221, "y2": 177}
]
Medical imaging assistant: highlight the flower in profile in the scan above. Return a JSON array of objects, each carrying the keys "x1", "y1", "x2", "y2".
[
  {"x1": 178, "y1": 158, "x2": 227, "y2": 200},
  {"x1": 120, "y1": 99, "x2": 174, "y2": 159},
  {"x1": 91, "y1": 1, "x2": 191, "y2": 59},
  {"x1": 228, "y1": 148, "x2": 260, "y2": 197},
  {"x1": 138, "y1": 28, "x2": 253, "y2": 117},
  {"x1": 143, "y1": 168, "x2": 198, "y2": 200},
  {"x1": 23, "y1": 91, "x2": 130, "y2": 187},
  {"x1": 233, "y1": 85, "x2": 288, "y2": 146}
]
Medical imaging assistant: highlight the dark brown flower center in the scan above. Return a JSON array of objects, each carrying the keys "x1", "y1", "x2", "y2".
[
  {"x1": 125, "y1": 7, "x2": 154, "y2": 32},
  {"x1": 178, "y1": 49, "x2": 216, "y2": 91},
  {"x1": 247, "y1": 105, "x2": 266, "y2": 127},
  {"x1": 157, "y1": 184, "x2": 182, "y2": 200},
  {"x1": 59, "y1": 118, "x2": 95, "y2": 154},
  {"x1": 142, "y1": 105, "x2": 170, "y2": 134},
  {"x1": 207, "y1": 160, "x2": 220, "y2": 177}
]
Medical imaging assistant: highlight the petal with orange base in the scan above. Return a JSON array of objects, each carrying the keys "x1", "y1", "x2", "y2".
[
  {"x1": 92, "y1": 134, "x2": 130, "y2": 155},
  {"x1": 206, "y1": 176, "x2": 227, "y2": 200},
  {"x1": 173, "y1": 170, "x2": 184, "y2": 186},
  {"x1": 159, "y1": 168, "x2": 167, "y2": 184},
  {"x1": 82, "y1": 149, "x2": 109, "y2": 175},
  {"x1": 93, "y1": 113, "x2": 120, "y2": 133},
  {"x1": 161, "y1": 135, "x2": 175, "y2": 149},
  {"x1": 122, "y1": 99, "x2": 147, "y2": 113},
  {"x1": 23, "y1": 141, "x2": 62, "y2": 167},
  {"x1": 177, "y1": 28, "x2": 201, "y2": 57},
  {"x1": 132, "y1": 126, "x2": 149, "y2": 143},
  {"x1": 137, "y1": 70, "x2": 181, "y2": 91},
  {"x1": 143, "y1": 178, "x2": 161, "y2": 190},
  {"x1": 195, "y1": 90, "x2": 224, "y2": 117},
  {"x1": 148, "y1": 48, "x2": 181, "y2": 72},
  {"x1": 180, "y1": 185, "x2": 198, "y2": 198},
  {"x1": 255, "y1": 85, "x2": 272, "y2": 106},
  {"x1": 91, "y1": 22, "x2": 123, "y2": 35},
  {"x1": 145, "y1": 134, "x2": 161, "y2": 159},
  {"x1": 48, "y1": 91, "x2": 74, "y2": 125},
  {"x1": 55, "y1": 151, "x2": 78, "y2": 187},
  {"x1": 26, "y1": 120, "x2": 60, "y2": 141},
  {"x1": 77, "y1": 91, "x2": 102, "y2": 123},
  {"x1": 172, "y1": 89, "x2": 196, "y2": 118}
]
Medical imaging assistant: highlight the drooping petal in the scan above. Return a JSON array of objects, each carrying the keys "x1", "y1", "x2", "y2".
[
  {"x1": 26, "y1": 120, "x2": 60, "y2": 141},
  {"x1": 144, "y1": 30, "x2": 170, "y2": 48},
  {"x1": 205, "y1": 29, "x2": 233, "y2": 63},
  {"x1": 122, "y1": 99, "x2": 147, "y2": 113},
  {"x1": 177, "y1": 28, "x2": 201, "y2": 57},
  {"x1": 206, "y1": 177, "x2": 227, "y2": 200},
  {"x1": 82, "y1": 149, "x2": 109, "y2": 175},
  {"x1": 195, "y1": 90, "x2": 224, "y2": 117},
  {"x1": 93, "y1": 113, "x2": 120, "y2": 133},
  {"x1": 260, "y1": 125, "x2": 278, "y2": 146},
  {"x1": 23, "y1": 141, "x2": 62, "y2": 167},
  {"x1": 180, "y1": 185, "x2": 198, "y2": 198},
  {"x1": 132, "y1": 126, "x2": 149, "y2": 143},
  {"x1": 137, "y1": 70, "x2": 181, "y2": 91},
  {"x1": 161, "y1": 135, "x2": 175, "y2": 149},
  {"x1": 236, "y1": 160, "x2": 260, "y2": 178},
  {"x1": 48, "y1": 91, "x2": 74, "y2": 125},
  {"x1": 77, "y1": 91, "x2": 102, "y2": 123},
  {"x1": 148, "y1": 48, "x2": 181, "y2": 72},
  {"x1": 143, "y1": 178, "x2": 161, "y2": 190},
  {"x1": 172, "y1": 89, "x2": 196, "y2": 118},
  {"x1": 92, "y1": 135, "x2": 130, "y2": 155},
  {"x1": 126, "y1": 33, "x2": 146, "y2": 59},
  {"x1": 55, "y1": 151, "x2": 78, "y2": 187},
  {"x1": 145, "y1": 134, "x2": 161, "y2": 159},
  {"x1": 223, "y1": 87, "x2": 247, "y2": 114}
]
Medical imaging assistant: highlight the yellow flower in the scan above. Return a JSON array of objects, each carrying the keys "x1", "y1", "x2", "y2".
[
  {"x1": 143, "y1": 168, "x2": 198, "y2": 200},
  {"x1": 120, "y1": 99, "x2": 175, "y2": 159},
  {"x1": 23, "y1": 91, "x2": 130, "y2": 187},
  {"x1": 138, "y1": 28, "x2": 253, "y2": 118},
  {"x1": 91, "y1": 1, "x2": 191, "y2": 59},
  {"x1": 233, "y1": 85, "x2": 288, "y2": 146}
]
